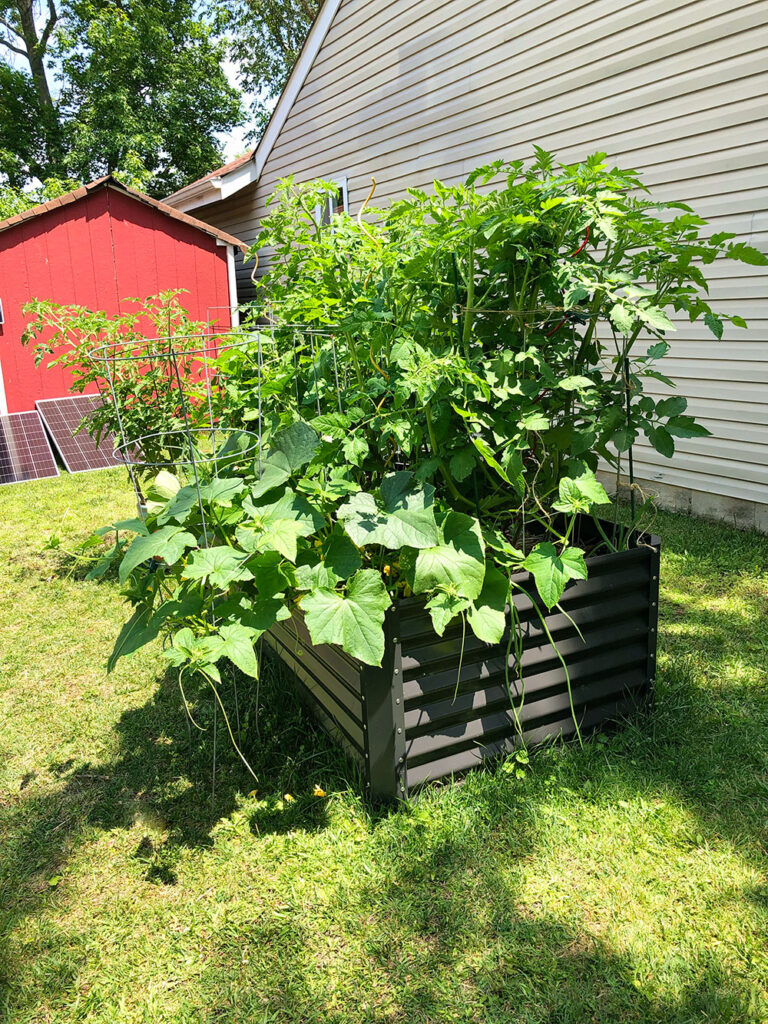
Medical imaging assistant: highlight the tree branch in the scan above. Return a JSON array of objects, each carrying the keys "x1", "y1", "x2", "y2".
[
  {"x1": 0, "y1": 22, "x2": 27, "y2": 57},
  {"x1": 40, "y1": 0, "x2": 58, "y2": 50}
]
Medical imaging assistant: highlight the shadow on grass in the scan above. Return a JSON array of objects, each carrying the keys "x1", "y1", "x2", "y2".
[
  {"x1": 0, "y1": 654, "x2": 355, "y2": 973},
  {"x1": 1, "y1": 507, "x2": 767, "y2": 1019},
  {"x1": 184, "y1": 768, "x2": 765, "y2": 1023}
]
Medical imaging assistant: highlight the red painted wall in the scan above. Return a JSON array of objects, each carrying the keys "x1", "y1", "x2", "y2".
[{"x1": 0, "y1": 186, "x2": 233, "y2": 414}]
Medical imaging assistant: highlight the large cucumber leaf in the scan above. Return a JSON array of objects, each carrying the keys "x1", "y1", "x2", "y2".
[
  {"x1": 119, "y1": 526, "x2": 196, "y2": 584},
  {"x1": 182, "y1": 546, "x2": 253, "y2": 589},
  {"x1": 523, "y1": 542, "x2": 587, "y2": 609},
  {"x1": 269, "y1": 421, "x2": 319, "y2": 471},
  {"x1": 301, "y1": 569, "x2": 392, "y2": 666},
  {"x1": 467, "y1": 567, "x2": 508, "y2": 643},
  {"x1": 338, "y1": 471, "x2": 439, "y2": 549},
  {"x1": 405, "y1": 511, "x2": 486, "y2": 601}
]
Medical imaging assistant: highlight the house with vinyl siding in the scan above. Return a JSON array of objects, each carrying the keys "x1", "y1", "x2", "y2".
[{"x1": 164, "y1": 0, "x2": 768, "y2": 530}]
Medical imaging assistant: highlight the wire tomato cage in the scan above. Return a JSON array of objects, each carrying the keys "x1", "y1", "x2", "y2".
[
  {"x1": 86, "y1": 330, "x2": 263, "y2": 517},
  {"x1": 85, "y1": 322, "x2": 349, "y2": 523}
]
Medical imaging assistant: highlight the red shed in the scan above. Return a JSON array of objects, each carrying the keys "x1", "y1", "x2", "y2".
[{"x1": 0, "y1": 176, "x2": 247, "y2": 415}]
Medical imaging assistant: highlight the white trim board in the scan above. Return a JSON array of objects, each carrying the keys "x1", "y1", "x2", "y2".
[
  {"x1": 0, "y1": 356, "x2": 7, "y2": 417},
  {"x1": 227, "y1": 245, "x2": 240, "y2": 327}
]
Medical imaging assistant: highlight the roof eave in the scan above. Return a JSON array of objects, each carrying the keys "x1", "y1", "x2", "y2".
[{"x1": 168, "y1": 176, "x2": 224, "y2": 213}]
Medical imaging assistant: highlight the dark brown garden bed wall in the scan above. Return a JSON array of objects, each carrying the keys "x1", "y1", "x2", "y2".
[{"x1": 266, "y1": 528, "x2": 661, "y2": 801}]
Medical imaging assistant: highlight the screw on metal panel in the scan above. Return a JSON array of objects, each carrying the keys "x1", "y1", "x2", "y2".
[
  {"x1": 399, "y1": 757, "x2": 404, "y2": 764},
  {"x1": 394, "y1": 668, "x2": 399, "y2": 675},
  {"x1": 650, "y1": 628, "x2": 656, "y2": 633},
  {"x1": 395, "y1": 697, "x2": 400, "y2": 704},
  {"x1": 651, "y1": 602, "x2": 657, "y2": 607},
  {"x1": 363, "y1": 724, "x2": 367, "y2": 730},
  {"x1": 650, "y1": 652, "x2": 656, "y2": 658},
  {"x1": 397, "y1": 727, "x2": 402, "y2": 734},
  {"x1": 392, "y1": 637, "x2": 399, "y2": 644},
  {"x1": 652, "y1": 575, "x2": 658, "y2": 581}
]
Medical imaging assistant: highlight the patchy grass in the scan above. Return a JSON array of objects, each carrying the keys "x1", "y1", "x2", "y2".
[{"x1": 1, "y1": 470, "x2": 767, "y2": 1023}]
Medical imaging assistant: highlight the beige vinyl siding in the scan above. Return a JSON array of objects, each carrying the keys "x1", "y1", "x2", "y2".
[{"x1": 204, "y1": 0, "x2": 768, "y2": 510}]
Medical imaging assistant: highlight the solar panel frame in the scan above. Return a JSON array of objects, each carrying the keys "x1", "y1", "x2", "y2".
[
  {"x1": 0, "y1": 411, "x2": 60, "y2": 486},
  {"x1": 36, "y1": 395, "x2": 119, "y2": 474}
]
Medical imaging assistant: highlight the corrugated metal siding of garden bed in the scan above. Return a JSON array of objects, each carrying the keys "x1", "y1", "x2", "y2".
[
  {"x1": 202, "y1": 0, "x2": 768, "y2": 507},
  {"x1": 266, "y1": 612, "x2": 366, "y2": 761},
  {"x1": 399, "y1": 545, "x2": 656, "y2": 790}
]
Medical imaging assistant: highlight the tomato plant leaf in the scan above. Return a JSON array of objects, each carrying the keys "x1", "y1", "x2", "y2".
[
  {"x1": 665, "y1": 415, "x2": 710, "y2": 439},
  {"x1": 449, "y1": 446, "x2": 476, "y2": 483},
  {"x1": 557, "y1": 375, "x2": 595, "y2": 391},
  {"x1": 656, "y1": 396, "x2": 687, "y2": 418},
  {"x1": 342, "y1": 434, "x2": 369, "y2": 467},
  {"x1": 648, "y1": 425, "x2": 675, "y2": 458}
]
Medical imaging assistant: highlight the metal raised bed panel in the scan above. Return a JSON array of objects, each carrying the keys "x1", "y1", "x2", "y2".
[{"x1": 267, "y1": 531, "x2": 661, "y2": 801}]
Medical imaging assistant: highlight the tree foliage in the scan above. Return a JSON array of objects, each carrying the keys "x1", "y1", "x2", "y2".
[
  {"x1": 0, "y1": 173, "x2": 77, "y2": 218},
  {"x1": 0, "y1": 0, "x2": 244, "y2": 195},
  {"x1": 218, "y1": 0, "x2": 319, "y2": 138}
]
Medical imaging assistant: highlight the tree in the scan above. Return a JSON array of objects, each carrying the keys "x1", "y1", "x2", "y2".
[
  {"x1": 0, "y1": 1, "x2": 244, "y2": 196},
  {"x1": 0, "y1": 174, "x2": 78, "y2": 218},
  {"x1": 0, "y1": 60, "x2": 49, "y2": 185},
  {"x1": 219, "y1": 0, "x2": 319, "y2": 138}
]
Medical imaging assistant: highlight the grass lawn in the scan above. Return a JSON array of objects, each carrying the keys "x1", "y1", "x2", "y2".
[{"x1": 1, "y1": 469, "x2": 767, "y2": 1023}]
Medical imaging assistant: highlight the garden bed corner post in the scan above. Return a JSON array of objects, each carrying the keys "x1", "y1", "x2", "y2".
[{"x1": 361, "y1": 604, "x2": 407, "y2": 802}]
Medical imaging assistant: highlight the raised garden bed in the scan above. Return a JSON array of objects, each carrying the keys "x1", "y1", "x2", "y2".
[{"x1": 266, "y1": 524, "x2": 661, "y2": 801}]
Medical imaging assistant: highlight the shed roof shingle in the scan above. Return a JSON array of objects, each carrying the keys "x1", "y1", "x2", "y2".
[{"x1": 0, "y1": 176, "x2": 248, "y2": 252}]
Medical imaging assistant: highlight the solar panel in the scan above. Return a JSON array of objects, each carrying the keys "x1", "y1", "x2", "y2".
[
  {"x1": 0, "y1": 411, "x2": 59, "y2": 486},
  {"x1": 36, "y1": 395, "x2": 118, "y2": 474}
]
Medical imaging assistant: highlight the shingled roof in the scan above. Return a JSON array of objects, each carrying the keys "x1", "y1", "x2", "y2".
[{"x1": 0, "y1": 176, "x2": 248, "y2": 252}]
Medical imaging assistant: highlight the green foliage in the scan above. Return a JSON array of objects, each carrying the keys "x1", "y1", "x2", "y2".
[
  {"x1": 0, "y1": 175, "x2": 81, "y2": 219},
  {"x1": 219, "y1": 0, "x2": 319, "y2": 139},
  {"x1": 21, "y1": 291, "x2": 211, "y2": 487},
  {"x1": 99, "y1": 152, "x2": 762, "y2": 684},
  {"x1": 301, "y1": 569, "x2": 392, "y2": 666},
  {"x1": 0, "y1": 1, "x2": 243, "y2": 195},
  {"x1": 4, "y1": 469, "x2": 768, "y2": 1023}
]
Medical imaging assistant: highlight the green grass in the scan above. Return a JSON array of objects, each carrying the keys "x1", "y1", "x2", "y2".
[{"x1": 1, "y1": 470, "x2": 767, "y2": 1023}]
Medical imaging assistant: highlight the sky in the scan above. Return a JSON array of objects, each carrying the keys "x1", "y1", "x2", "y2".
[{"x1": 219, "y1": 58, "x2": 256, "y2": 161}]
